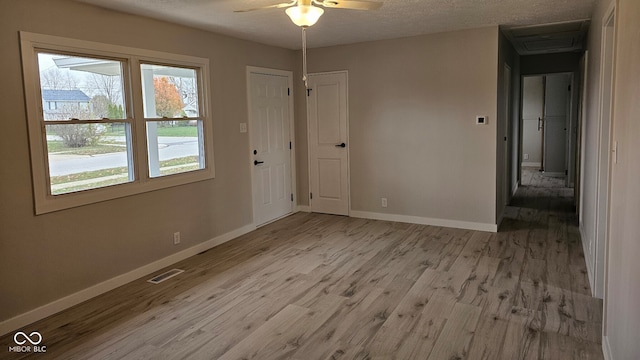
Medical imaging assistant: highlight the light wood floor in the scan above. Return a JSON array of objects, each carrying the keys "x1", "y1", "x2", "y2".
[{"x1": 1, "y1": 169, "x2": 603, "y2": 359}]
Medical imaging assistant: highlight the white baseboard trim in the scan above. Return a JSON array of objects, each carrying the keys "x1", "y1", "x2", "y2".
[
  {"x1": 0, "y1": 223, "x2": 256, "y2": 337},
  {"x1": 350, "y1": 210, "x2": 497, "y2": 232},
  {"x1": 522, "y1": 162, "x2": 541, "y2": 167},
  {"x1": 602, "y1": 335, "x2": 613, "y2": 360},
  {"x1": 296, "y1": 205, "x2": 311, "y2": 212},
  {"x1": 579, "y1": 224, "x2": 596, "y2": 298}
]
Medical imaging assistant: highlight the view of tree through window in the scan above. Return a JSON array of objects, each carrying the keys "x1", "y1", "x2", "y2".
[
  {"x1": 22, "y1": 33, "x2": 213, "y2": 213},
  {"x1": 140, "y1": 63, "x2": 204, "y2": 178},
  {"x1": 38, "y1": 54, "x2": 207, "y2": 193}
]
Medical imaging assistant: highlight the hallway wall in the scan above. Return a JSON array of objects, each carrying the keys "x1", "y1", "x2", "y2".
[{"x1": 603, "y1": 0, "x2": 640, "y2": 357}]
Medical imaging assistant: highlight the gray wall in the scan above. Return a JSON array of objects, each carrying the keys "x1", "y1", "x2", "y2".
[
  {"x1": 295, "y1": 28, "x2": 500, "y2": 226},
  {"x1": 0, "y1": 0, "x2": 295, "y2": 321}
]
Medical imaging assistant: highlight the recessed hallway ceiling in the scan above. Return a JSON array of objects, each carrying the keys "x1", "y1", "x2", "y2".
[{"x1": 76, "y1": 0, "x2": 597, "y2": 49}]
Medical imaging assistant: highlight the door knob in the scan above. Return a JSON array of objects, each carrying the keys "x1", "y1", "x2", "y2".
[
  {"x1": 254, "y1": 160, "x2": 264, "y2": 165},
  {"x1": 335, "y1": 143, "x2": 346, "y2": 148}
]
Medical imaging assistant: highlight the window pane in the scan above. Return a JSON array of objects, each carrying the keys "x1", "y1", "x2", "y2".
[
  {"x1": 140, "y1": 64, "x2": 199, "y2": 118},
  {"x1": 146, "y1": 120, "x2": 205, "y2": 177},
  {"x1": 37, "y1": 53, "x2": 126, "y2": 121},
  {"x1": 46, "y1": 124, "x2": 132, "y2": 194}
]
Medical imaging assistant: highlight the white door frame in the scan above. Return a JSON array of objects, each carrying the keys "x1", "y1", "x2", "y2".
[
  {"x1": 246, "y1": 66, "x2": 297, "y2": 227},
  {"x1": 306, "y1": 70, "x2": 350, "y2": 215},
  {"x1": 597, "y1": 1, "x2": 616, "y2": 308},
  {"x1": 503, "y1": 64, "x2": 512, "y2": 207}
]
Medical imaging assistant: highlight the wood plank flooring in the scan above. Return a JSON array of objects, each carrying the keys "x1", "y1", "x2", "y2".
[{"x1": 0, "y1": 168, "x2": 603, "y2": 359}]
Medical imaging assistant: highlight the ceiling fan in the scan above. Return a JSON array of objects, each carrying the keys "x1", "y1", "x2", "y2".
[
  {"x1": 235, "y1": 0, "x2": 383, "y2": 27},
  {"x1": 236, "y1": 0, "x2": 383, "y2": 88}
]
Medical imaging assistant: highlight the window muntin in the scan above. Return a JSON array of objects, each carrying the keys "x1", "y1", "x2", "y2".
[{"x1": 21, "y1": 32, "x2": 214, "y2": 214}]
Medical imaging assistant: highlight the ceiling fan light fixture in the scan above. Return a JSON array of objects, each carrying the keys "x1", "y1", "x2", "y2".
[{"x1": 285, "y1": 5, "x2": 324, "y2": 27}]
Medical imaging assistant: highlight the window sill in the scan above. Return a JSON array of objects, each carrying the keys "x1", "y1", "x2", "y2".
[{"x1": 35, "y1": 168, "x2": 214, "y2": 215}]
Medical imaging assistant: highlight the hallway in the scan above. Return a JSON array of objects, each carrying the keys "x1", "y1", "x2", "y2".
[{"x1": 498, "y1": 167, "x2": 603, "y2": 357}]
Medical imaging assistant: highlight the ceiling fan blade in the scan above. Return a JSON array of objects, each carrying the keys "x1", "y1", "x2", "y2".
[
  {"x1": 314, "y1": 0, "x2": 383, "y2": 10},
  {"x1": 234, "y1": 0, "x2": 297, "y2": 13}
]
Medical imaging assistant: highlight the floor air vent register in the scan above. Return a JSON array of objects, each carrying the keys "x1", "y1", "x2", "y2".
[{"x1": 147, "y1": 269, "x2": 184, "y2": 284}]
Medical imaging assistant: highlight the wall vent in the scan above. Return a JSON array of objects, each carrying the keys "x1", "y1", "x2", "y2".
[{"x1": 147, "y1": 269, "x2": 184, "y2": 284}]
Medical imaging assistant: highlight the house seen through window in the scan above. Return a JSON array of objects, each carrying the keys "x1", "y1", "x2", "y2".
[
  {"x1": 37, "y1": 54, "x2": 206, "y2": 195},
  {"x1": 21, "y1": 32, "x2": 214, "y2": 214},
  {"x1": 38, "y1": 53, "x2": 132, "y2": 195}
]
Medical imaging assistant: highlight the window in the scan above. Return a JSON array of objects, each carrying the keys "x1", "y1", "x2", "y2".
[
  {"x1": 140, "y1": 64, "x2": 205, "y2": 178},
  {"x1": 37, "y1": 53, "x2": 133, "y2": 195},
  {"x1": 20, "y1": 32, "x2": 214, "y2": 214}
]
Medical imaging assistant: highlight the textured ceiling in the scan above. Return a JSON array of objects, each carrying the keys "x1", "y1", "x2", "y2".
[{"x1": 76, "y1": 0, "x2": 597, "y2": 49}]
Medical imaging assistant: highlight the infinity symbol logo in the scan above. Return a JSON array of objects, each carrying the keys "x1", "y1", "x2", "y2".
[{"x1": 13, "y1": 331, "x2": 42, "y2": 345}]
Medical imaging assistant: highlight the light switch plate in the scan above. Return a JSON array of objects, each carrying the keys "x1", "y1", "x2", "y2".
[{"x1": 240, "y1": 123, "x2": 247, "y2": 133}]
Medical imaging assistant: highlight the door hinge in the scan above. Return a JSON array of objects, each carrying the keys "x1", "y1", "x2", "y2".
[
  {"x1": 568, "y1": 85, "x2": 571, "y2": 91},
  {"x1": 306, "y1": 88, "x2": 312, "y2": 97},
  {"x1": 289, "y1": 141, "x2": 292, "y2": 149},
  {"x1": 565, "y1": 169, "x2": 568, "y2": 175},
  {"x1": 291, "y1": 193, "x2": 294, "y2": 201},
  {"x1": 288, "y1": 87, "x2": 290, "y2": 96},
  {"x1": 310, "y1": 192, "x2": 313, "y2": 199}
]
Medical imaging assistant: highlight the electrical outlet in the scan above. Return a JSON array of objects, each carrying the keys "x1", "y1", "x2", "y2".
[
  {"x1": 239, "y1": 123, "x2": 247, "y2": 133},
  {"x1": 381, "y1": 198, "x2": 387, "y2": 208},
  {"x1": 524, "y1": 153, "x2": 529, "y2": 160},
  {"x1": 173, "y1": 232, "x2": 181, "y2": 245}
]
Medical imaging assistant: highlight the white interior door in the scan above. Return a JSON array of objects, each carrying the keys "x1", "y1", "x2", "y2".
[
  {"x1": 248, "y1": 71, "x2": 293, "y2": 226},
  {"x1": 543, "y1": 74, "x2": 570, "y2": 174},
  {"x1": 307, "y1": 72, "x2": 349, "y2": 216},
  {"x1": 522, "y1": 76, "x2": 545, "y2": 168}
]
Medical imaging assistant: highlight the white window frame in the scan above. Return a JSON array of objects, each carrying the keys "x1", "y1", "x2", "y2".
[{"x1": 20, "y1": 32, "x2": 215, "y2": 214}]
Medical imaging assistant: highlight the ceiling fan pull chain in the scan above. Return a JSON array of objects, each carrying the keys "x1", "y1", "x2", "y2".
[{"x1": 302, "y1": 26, "x2": 308, "y2": 89}]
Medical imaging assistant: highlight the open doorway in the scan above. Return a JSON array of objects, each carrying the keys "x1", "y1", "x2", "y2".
[{"x1": 521, "y1": 73, "x2": 574, "y2": 189}]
